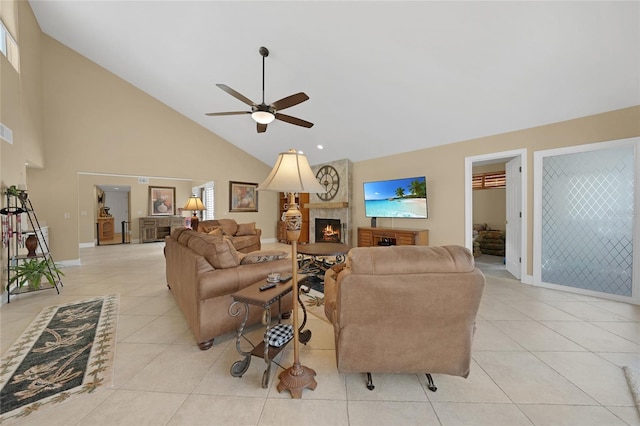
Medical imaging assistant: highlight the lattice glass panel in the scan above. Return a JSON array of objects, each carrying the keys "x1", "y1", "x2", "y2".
[{"x1": 541, "y1": 146, "x2": 634, "y2": 296}]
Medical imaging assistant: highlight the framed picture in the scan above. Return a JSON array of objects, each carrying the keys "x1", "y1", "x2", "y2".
[
  {"x1": 149, "y1": 186, "x2": 176, "y2": 216},
  {"x1": 229, "y1": 181, "x2": 258, "y2": 212}
]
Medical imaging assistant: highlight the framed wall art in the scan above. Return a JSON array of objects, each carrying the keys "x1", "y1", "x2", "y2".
[
  {"x1": 229, "y1": 181, "x2": 258, "y2": 212},
  {"x1": 149, "y1": 186, "x2": 176, "y2": 216}
]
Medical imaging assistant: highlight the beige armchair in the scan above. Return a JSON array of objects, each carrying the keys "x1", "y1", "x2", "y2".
[{"x1": 324, "y1": 245, "x2": 485, "y2": 391}]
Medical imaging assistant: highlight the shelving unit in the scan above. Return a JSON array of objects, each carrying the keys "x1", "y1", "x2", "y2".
[
  {"x1": 357, "y1": 227, "x2": 429, "y2": 247},
  {"x1": 2, "y1": 189, "x2": 62, "y2": 303},
  {"x1": 139, "y1": 216, "x2": 184, "y2": 243}
]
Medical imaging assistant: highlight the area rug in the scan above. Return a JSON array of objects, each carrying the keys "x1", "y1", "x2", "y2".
[
  {"x1": 0, "y1": 295, "x2": 118, "y2": 423},
  {"x1": 623, "y1": 366, "x2": 640, "y2": 414},
  {"x1": 299, "y1": 278, "x2": 329, "y2": 324}
]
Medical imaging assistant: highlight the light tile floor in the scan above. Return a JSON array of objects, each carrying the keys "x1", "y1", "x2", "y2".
[{"x1": 1, "y1": 245, "x2": 639, "y2": 425}]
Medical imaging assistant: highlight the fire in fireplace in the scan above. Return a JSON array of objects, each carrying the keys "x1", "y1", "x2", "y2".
[{"x1": 315, "y1": 218, "x2": 341, "y2": 243}]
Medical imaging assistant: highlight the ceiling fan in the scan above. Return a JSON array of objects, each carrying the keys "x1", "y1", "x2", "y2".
[{"x1": 205, "y1": 46, "x2": 313, "y2": 133}]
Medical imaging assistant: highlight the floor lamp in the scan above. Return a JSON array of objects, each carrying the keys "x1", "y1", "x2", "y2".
[
  {"x1": 258, "y1": 149, "x2": 326, "y2": 398},
  {"x1": 183, "y1": 196, "x2": 205, "y2": 231}
]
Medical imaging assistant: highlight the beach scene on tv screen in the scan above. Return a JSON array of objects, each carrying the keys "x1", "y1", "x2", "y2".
[{"x1": 364, "y1": 177, "x2": 428, "y2": 218}]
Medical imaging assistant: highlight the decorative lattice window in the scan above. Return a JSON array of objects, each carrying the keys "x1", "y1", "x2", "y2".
[{"x1": 473, "y1": 171, "x2": 506, "y2": 189}]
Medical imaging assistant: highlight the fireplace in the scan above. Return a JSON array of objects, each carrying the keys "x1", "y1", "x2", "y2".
[{"x1": 315, "y1": 218, "x2": 341, "y2": 243}]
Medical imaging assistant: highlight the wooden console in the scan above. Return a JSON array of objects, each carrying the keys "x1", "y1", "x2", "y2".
[{"x1": 357, "y1": 227, "x2": 429, "y2": 247}]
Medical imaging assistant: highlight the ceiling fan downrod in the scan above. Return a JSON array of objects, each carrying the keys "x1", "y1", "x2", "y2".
[{"x1": 259, "y1": 46, "x2": 269, "y2": 105}]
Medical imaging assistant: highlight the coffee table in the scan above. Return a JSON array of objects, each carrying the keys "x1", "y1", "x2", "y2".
[{"x1": 297, "y1": 243, "x2": 351, "y2": 281}]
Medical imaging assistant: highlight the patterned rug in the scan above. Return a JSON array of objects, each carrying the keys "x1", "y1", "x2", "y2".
[
  {"x1": 0, "y1": 295, "x2": 118, "y2": 423},
  {"x1": 623, "y1": 366, "x2": 640, "y2": 415},
  {"x1": 299, "y1": 277, "x2": 328, "y2": 324}
]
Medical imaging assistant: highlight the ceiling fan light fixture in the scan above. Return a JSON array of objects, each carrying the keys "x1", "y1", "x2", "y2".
[{"x1": 251, "y1": 110, "x2": 275, "y2": 124}]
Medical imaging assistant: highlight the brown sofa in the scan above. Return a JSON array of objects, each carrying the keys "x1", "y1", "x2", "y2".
[
  {"x1": 324, "y1": 245, "x2": 485, "y2": 390},
  {"x1": 197, "y1": 219, "x2": 261, "y2": 253},
  {"x1": 165, "y1": 228, "x2": 292, "y2": 350}
]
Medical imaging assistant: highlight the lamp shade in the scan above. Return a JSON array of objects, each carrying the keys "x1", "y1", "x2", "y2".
[
  {"x1": 251, "y1": 110, "x2": 276, "y2": 124},
  {"x1": 183, "y1": 196, "x2": 205, "y2": 211},
  {"x1": 258, "y1": 149, "x2": 326, "y2": 194}
]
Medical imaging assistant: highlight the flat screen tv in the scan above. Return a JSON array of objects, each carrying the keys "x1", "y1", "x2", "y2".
[{"x1": 364, "y1": 176, "x2": 428, "y2": 219}]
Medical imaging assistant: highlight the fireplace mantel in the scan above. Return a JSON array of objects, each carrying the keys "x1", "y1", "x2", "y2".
[{"x1": 304, "y1": 202, "x2": 349, "y2": 209}]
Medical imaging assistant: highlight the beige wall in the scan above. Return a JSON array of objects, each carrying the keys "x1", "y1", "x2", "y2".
[
  {"x1": 473, "y1": 189, "x2": 506, "y2": 232},
  {"x1": 353, "y1": 106, "x2": 640, "y2": 275},
  {"x1": 25, "y1": 35, "x2": 278, "y2": 262},
  {"x1": 77, "y1": 174, "x2": 195, "y2": 245},
  {"x1": 1, "y1": 0, "x2": 46, "y2": 292}
]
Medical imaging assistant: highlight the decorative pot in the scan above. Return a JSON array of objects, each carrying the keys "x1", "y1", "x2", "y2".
[{"x1": 25, "y1": 234, "x2": 38, "y2": 257}]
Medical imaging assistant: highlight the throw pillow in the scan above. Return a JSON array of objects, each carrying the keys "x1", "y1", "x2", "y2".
[
  {"x1": 236, "y1": 222, "x2": 256, "y2": 236},
  {"x1": 240, "y1": 250, "x2": 288, "y2": 265},
  {"x1": 217, "y1": 218, "x2": 239, "y2": 236},
  {"x1": 198, "y1": 220, "x2": 220, "y2": 233},
  {"x1": 266, "y1": 324, "x2": 293, "y2": 347},
  {"x1": 207, "y1": 227, "x2": 224, "y2": 238}
]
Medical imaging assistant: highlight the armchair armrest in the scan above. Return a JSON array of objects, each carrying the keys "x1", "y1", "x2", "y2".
[{"x1": 324, "y1": 264, "x2": 346, "y2": 323}]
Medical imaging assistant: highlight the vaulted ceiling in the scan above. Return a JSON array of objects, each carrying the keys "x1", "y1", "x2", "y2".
[{"x1": 28, "y1": 1, "x2": 639, "y2": 165}]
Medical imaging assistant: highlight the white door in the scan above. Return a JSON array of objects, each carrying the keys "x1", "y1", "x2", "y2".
[
  {"x1": 505, "y1": 157, "x2": 522, "y2": 279},
  {"x1": 105, "y1": 191, "x2": 129, "y2": 234}
]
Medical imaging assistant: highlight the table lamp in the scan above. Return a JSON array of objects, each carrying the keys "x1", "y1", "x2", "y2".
[
  {"x1": 258, "y1": 148, "x2": 326, "y2": 398},
  {"x1": 183, "y1": 195, "x2": 206, "y2": 231}
]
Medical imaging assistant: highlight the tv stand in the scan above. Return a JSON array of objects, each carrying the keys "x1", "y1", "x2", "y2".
[{"x1": 357, "y1": 227, "x2": 429, "y2": 247}]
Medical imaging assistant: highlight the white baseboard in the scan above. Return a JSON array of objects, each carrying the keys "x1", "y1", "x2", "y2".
[
  {"x1": 261, "y1": 237, "x2": 277, "y2": 244},
  {"x1": 79, "y1": 242, "x2": 95, "y2": 248},
  {"x1": 59, "y1": 259, "x2": 81, "y2": 267}
]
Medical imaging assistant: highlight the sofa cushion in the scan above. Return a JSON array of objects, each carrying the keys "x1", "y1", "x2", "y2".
[
  {"x1": 231, "y1": 235, "x2": 259, "y2": 252},
  {"x1": 217, "y1": 218, "x2": 239, "y2": 236},
  {"x1": 171, "y1": 227, "x2": 189, "y2": 240},
  {"x1": 347, "y1": 245, "x2": 475, "y2": 275},
  {"x1": 187, "y1": 232, "x2": 240, "y2": 269},
  {"x1": 240, "y1": 250, "x2": 288, "y2": 265},
  {"x1": 236, "y1": 222, "x2": 257, "y2": 236},
  {"x1": 178, "y1": 229, "x2": 196, "y2": 246}
]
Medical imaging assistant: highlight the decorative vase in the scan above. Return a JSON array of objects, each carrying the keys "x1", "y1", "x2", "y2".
[
  {"x1": 28, "y1": 278, "x2": 40, "y2": 291},
  {"x1": 25, "y1": 234, "x2": 38, "y2": 257}
]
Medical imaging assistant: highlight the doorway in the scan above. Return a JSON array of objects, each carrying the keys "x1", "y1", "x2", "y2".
[
  {"x1": 96, "y1": 185, "x2": 131, "y2": 245},
  {"x1": 465, "y1": 149, "x2": 527, "y2": 282}
]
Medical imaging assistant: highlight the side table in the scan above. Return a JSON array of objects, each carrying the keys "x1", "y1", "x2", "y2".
[{"x1": 228, "y1": 277, "x2": 311, "y2": 388}]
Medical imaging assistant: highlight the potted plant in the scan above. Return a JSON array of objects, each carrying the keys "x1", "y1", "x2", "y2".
[
  {"x1": 9, "y1": 258, "x2": 64, "y2": 290},
  {"x1": 6, "y1": 185, "x2": 28, "y2": 203}
]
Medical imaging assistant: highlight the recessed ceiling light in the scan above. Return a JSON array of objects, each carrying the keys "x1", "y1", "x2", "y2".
[{"x1": 317, "y1": 145, "x2": 324, "y2": 150}]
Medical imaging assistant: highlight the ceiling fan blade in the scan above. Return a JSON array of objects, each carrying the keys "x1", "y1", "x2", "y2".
[
  {"x1": 270, "y1": 92, "x2": 309, "y2": 111},
  {"x1": 257, "y1": 123, "x2": 267, "y2": 133},
  {"x1": 205, "y1": 111, "x2": 250, "y2": 116},
  {"x1": 275, "y1": 113, "x2": 314, "y2": 128},
  {"x1": 216, "y1": 84, "x2": 256, "y2": 107}
]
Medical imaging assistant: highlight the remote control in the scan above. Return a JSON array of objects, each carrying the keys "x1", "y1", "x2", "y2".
[
  {"x1": 259, "y1": 282, "x2": 277, "y2": 291},
  {"x1": 279, "y1": 274, "x2": 293, "y2": 283}
]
